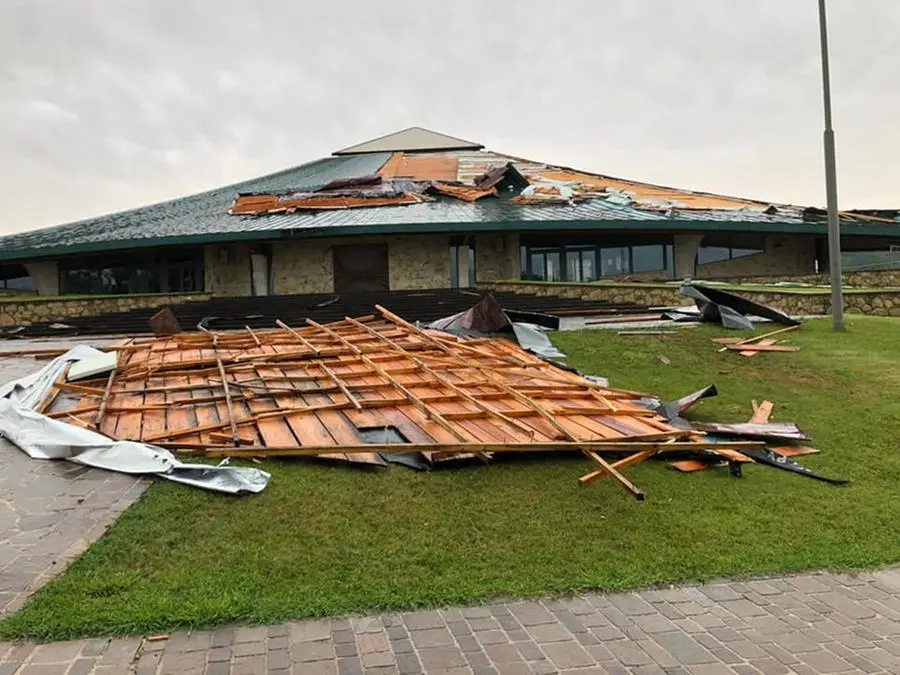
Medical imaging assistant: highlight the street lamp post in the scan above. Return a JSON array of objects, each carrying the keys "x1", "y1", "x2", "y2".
[{"x1": 817, "y1": 0, "x2": 845, "y2": 330}]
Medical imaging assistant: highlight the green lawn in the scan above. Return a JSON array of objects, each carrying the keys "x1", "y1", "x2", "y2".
[{"x1": 3, "y1": 316, "x2": 900, "y2": 641}]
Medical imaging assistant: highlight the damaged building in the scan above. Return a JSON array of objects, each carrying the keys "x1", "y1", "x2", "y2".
[{"x1": 1, "y1": 127, "x2": 899, "y2": 297}]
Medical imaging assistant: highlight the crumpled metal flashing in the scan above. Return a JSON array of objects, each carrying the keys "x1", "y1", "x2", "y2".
[{"x1": 0, "y1": 347, "x2": 270, "y2": 494}]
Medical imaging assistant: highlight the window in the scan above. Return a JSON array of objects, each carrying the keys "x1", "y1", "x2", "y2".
[
  {"x1": 0, "y1": 264, "x2": 35, "y2": 293},
  {"x1": 697, "y1": 234, "x2": 765, "y2": 265},
  {"x1": 58, "y1": 249, "x2": 205, "y2": 295},
  {"x1": 520, "y1": 235, "x2": 674, "y2": 281}
]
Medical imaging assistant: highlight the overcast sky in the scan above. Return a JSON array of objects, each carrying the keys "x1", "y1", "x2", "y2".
[{"x1": 1, "y1": 0, "x2": 898, "y2": 235}]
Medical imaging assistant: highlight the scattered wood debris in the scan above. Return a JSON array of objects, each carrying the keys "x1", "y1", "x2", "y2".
[
  {"x1": 33, "y1": 306, "x2": 769, "y2": 501},
  {"x1": 713, "y1": 325, "x2": 800, "y2": 357}
]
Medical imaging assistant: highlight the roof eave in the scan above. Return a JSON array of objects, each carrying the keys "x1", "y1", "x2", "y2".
[{"x1": 3, "y1": 219, "x2": 898, "y2": 263}]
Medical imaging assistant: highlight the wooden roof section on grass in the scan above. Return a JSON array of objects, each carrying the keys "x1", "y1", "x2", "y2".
[{"x1": 39, "y1": 307, "x2": 760, "y2": 498}]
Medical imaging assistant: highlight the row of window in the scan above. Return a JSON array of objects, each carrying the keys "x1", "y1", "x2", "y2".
[
  {"x1": 58, "y1": 250, "x2": 205, "y2": 295},
  {"x1": 519, "y1": 234, "x2": 766, "y2": 282},
  {"x1": 520, "y1": 235, "x2": 677, "y2": 282}
]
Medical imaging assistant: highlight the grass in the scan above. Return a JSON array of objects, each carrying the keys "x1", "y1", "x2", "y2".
[{"x1": 3, "y1": 316, "x2": 900, "y2": 640}]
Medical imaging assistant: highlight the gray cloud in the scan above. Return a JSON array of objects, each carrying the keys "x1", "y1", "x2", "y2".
[{"x1": 1, "y1": 0, "x2": 898, "y2": 234}]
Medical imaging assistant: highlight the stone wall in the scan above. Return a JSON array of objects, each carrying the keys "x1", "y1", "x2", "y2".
[
  {"x1": 268, "y1": 234, "x2": 451, "y2": 294},
  {"x1": 480, "y1": 280, "x2": 900, "y2": 318},
  {"x1": 204, "y1": 244, "x2": 253, "y2": 297},
  {"x1": 0, "y1": 292, "x2": 211, "y2": 328},
  {"x1": 476, "y1": 233, "x2": 520, "y2": 283},
  {"x1": 705, "y1": 269, "x2": 900, "y2": 288},
  {"x1": 694, "y1": 235, "x2": 817, "y2": 279},
  {"x1": 272, "y1": 240, "x2": 333, "y2": 294}
]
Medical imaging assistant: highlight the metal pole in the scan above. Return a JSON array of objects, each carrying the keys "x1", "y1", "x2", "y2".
[{"x1": 818, "y1": 0, "x2": 844, "y2": 330}]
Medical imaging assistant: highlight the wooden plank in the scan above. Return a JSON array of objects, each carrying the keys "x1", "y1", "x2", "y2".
[
  {"x1": 581, "y1": 450, "x2": 645, "y2": 500},
  {"x1": 578, "y1": 449, "x2": 656, "y2": 486},
  {"x1": 178, "y1": 440, "x2": 765, "y2": 457},
  {"x1": 728, "y1": 344, "x2": 799, "y2": 353},
  {"x1": 739, "y1": 338, "x2": 777, "y2": 357},
  {"x1": 749, "y1": 400, "x2": 774, "y2": 424},
  {"x1": 212, "y1": 337, "x2": 240, "y2": 446},
  {"x1": 717, "y1": 324, "x2": 799, "y2": 353}
]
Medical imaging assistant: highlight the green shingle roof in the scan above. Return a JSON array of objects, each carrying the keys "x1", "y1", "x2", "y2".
[{"x1": 2, "y1": 140, "x2": 899, "y2": 263}]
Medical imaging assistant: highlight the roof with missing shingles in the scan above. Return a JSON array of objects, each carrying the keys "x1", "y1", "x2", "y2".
[{"x1": 1, "y1": 128, "x2": 898, "y2": 262}]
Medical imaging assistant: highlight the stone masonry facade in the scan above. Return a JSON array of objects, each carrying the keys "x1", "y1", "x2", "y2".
[
  {"x1": 482, "y1": 281, "x2": 900, "y2": 318},
  {"x1": 0, "y1": 293, "x2": 211, "y2": 328}
]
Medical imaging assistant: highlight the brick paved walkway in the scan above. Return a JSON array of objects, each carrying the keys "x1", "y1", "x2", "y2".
[
  {"x1": 0, "y1": 346, "x2": 148, "y2": 616},
  {"x1": 1, "y1": 569, "x2": 899, "y2": 674}
]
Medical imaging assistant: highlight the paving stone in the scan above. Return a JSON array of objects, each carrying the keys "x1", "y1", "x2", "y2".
[
  {"x1": 417, "y1": 647, "x2": 467, "y2": 671},
  {"x1": 409, "y1": 628, "x2": 454, "y2": 648},
  {"x1": 447, "y1": 621, "x2": 471, "y2": 638},
  {"x1": 455, "y1": 636, "x2": 481, "y2": 653},
  {"x1": 508, "y1": 602, "x2": 556, "y2": 627},
  {"x1": 211, "y1": 627, "x2": 233, "y2": 648},
  {"x1": 759, "y1": 642, "x2": 800, "y2": 665},
  {"x1": 514, "y1": 641, "x2": 545, "y2": 662},
  {"x1": 475, "y1": 630, "x2": 508, "y2": 646},
  {"x1": 607, "y1": 640, "x2": 653, "y2": 667},
  {"x1": 206, "y1": 646, "x2": 231, "y2": 662},
  {"x1": 233, "y1": 625, "x2": 268, "y2": 644},
  {"x1": 232, "y1": 655, "x2": 266, "y2": 675},
  {"x1": 98, "y1": 638, "x2": 141, "y2": 665},
  {"x1": 233, "y1": 640, "x2": 266, "y2": 657},
  {"x1": 842, "y1": 651, "x2": 884, "y2": 673},
  {"x1": 527, "y1": 622, "x2": 572, "y2": 643},
  {"x1": 389, "y1": 638, "x2": 413, "y2": 654},
  {"x1": 403, "y1": 611, "x2": 445, "y2": 631},
  {"x1": 29, "y1": 640, "x2": 85, "y2": 663},
  {"x1": 484, "y1": 644, "x2": 524, "y2": 664},
  {"x1": 333, "y1": 630, "x2": 357, "y2": 644},
  {"x1": 293, "y1": 640, "x2": 336, "y2": 662},
  {"x1": 814, "y1": 591, "x2": 878, "y2": 620},
  {"x1": 650, "y1": 632, "x2": 716, "y2": 665},
  {"x1": 358, "y1": 632, "x2": 390, "y2": 654},
  {"x1": 700, "y1": 585, "x2": 743, "y2": 602},
  {"x1": 66, "y1": 660, "x2": 96, "y2": 675},
  {"x1": 468, "y1": 616, "x2": 500, "y2": 632},
  {"x1": 541, "y1": 642, "x2": 593, "y2": 669},
  {"x1": 797, "y1": 649, "x2": 854, "y2": 673},
  {"x1": 395, "y1": 652, "x2": 423, "y2": 674},
  {"x1": 337, "y1": 657, "x2": 364, "y2": 675},
  {"x1": 290, "y1": 619, "x2": 332, "y2": 642},
  {"x1": 361, "y1": 648, "x2": 396, "y2": 668},
  {"x1": 268, "y1": 649, "x2": 291, "y2": 670},
  {"x1": 335, "y1": 641, "x2": 358, "y2": 658}
]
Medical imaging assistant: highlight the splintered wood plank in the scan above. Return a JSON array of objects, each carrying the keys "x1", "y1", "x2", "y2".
[
  {"x1": 749, "y1": 400, "x2": 774, "y2": 424},
  {"x1": 739, "y1": 338, "x2": 777, "y2": 358}
]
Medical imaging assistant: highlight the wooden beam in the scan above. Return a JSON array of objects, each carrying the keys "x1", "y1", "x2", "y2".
[
  {"x1": 92, "y1": 367, "x2": 118, "y2": 428},
  {"x1": 578, "y1": 449, "x2": 657, "y2": 486},
  {"x1": 580, "y1": 450, "x2": 645, "y2": 501},
  {"x1": 725, "y1": 344, "x2": 799, "y2": 353},
  {"x1": 212, "y1": 335, "x2": 240, "y2": 447},
  {"x1": 170, "y1": 440, "x2": 765, "y2": 457},
  {"x1": 716, "y1": 324, "x2": 799, "y2": 353}
]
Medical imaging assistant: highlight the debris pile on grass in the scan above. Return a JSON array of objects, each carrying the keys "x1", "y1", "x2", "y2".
[{"x1": 1, "y1": 302, "x2": 846, "y2": 499}]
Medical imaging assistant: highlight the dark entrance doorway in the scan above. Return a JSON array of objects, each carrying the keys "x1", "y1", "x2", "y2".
[{"x1": 332, "y1": 244, "x2": 390, "y2": 293}]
